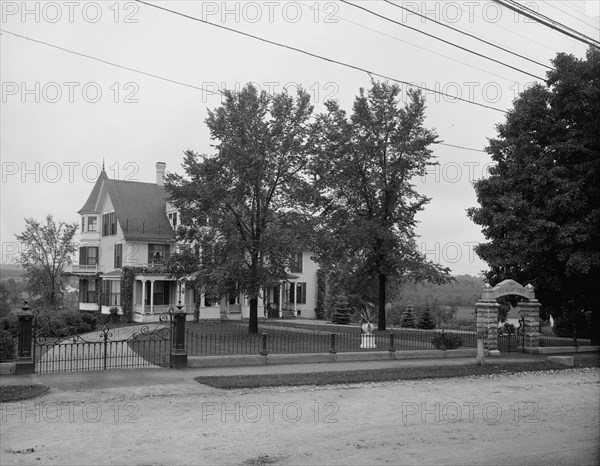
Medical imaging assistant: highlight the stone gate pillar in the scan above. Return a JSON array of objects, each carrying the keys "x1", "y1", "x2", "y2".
[
  {"x1": 16, "y1": 301, "x2": 35, "y2": 375},
  {"x1": 170, "y1": 302, "x2": 187, "y2": 369},
  {"x1": 517, "y1": 299, "x2": 541, "y2": 350},
  {"x1": 475, "y1": 300, "x2": 500, "y2": 353}
]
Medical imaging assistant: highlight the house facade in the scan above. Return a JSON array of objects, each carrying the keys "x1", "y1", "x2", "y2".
[{"x1": 67, "y1": 162, "x2": 319, "y2": 322}]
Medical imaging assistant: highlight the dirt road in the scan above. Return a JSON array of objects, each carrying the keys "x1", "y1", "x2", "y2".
[{"x1": 1, "y1": 368, "x2": 598, "y2": 465}]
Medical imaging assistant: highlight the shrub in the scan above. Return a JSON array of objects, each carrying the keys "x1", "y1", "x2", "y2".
[
  {"x1": 80, "y1": 312, "x2": 98, "y2": 333},
  {"x1": 109, "y1": 307, "x2": 121, "y2": 323},
  {"x1": 330, "y1": 294, "x2": 353, "y2": 325},
  {"x1": 417, "y1": 306, "x2": 436, "y2": 329},
  {"x1": 431, "y1": 332, "x2": 463, "y2": 350},
  {"x1": 0, "y1": 330, "x2": 16, "y2": 361},
  {"x1": 400, "y1": 305, "x2": 417, "y2": 328}
]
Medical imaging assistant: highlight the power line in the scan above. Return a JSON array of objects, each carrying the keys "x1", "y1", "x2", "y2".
[
  {"x1": 384, "y1": 0, "x2": 553, "y2": 71},
  {"x1": 341, "y1": 0, "x2": 546, "y2": 81},
  {"x1": 135, "y1": 0, "x2": 507, "y2": 113},
  {"x1": 298, "y1": 1, "x2": 525, "y2": 84},
  {"x1": 493, "y1": 0, "x2": 600, "y2": 49},
  {"x1": 546, "y1": 2, "x2": 600, "y2": 32},
  {"x1": 438, "y1": 142, "x2": 487, "y2": 153},
  {"x1": 0, "y1": 28, "x2": 496, "y2": 155},
  {"x1": 455, "y1": 2, "x2": 559, "y2": 55},
  {"x1": 0, "y1": 28, "x2": 224, "y2": 97}
]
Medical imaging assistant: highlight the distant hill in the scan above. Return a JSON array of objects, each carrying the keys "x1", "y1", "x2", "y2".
[
  {"x1": 395, "y1": 274, "x2": 485, "y2": 308},
  {"x1": 0, "y1": 264, "x2": 25, "y2": 282}
]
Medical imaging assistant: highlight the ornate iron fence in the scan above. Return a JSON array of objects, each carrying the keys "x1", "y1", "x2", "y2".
[
  {"x1": 33, "y1": 312, "x2": 172, "y2": 374},
  {"x1": 184, "y1": 324, "x2": 478, "y2": 356}
]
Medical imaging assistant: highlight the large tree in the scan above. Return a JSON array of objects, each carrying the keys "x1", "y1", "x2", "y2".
[
  {"x1": 468, "y1": 48, "x2": 600, "y2": 343},
  {"x1": 165, "y1": 84, "x2": 314, "y2": 333},
  {"x1": 311, "y1": 82, "x2": 451, "y2": 330},
  {"x1": 15, "y1": 215, "x2": 78, "y2": 307}
]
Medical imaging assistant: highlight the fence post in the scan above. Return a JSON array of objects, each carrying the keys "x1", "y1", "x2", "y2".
[
  {"x1": 329, "y1": 330, "x2": 337, "y2": 354},
  {"x1": 260, "y1": 331, "x2": 268, "y2": 356},
  {"x1": 388, "y1": 331, "x2": 396, "y2": 353},
  {"x1": 572, "y1": 329, "x2": 578, "y2": 348},
  {"x1": 16, "y1": 301, "x2": 35, "y2": 375},
  {"x1": 170, "y1": 302, "x2": 187, "y2": 368},
  {"x1": 440, "y1": 329, "x2": 446, "y2": 351}
]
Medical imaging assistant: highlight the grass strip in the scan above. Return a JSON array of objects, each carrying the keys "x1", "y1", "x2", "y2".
[
  {"x1": 0, "y1": 384, "x2": 50, "y2": 403},
  {"x1": 194, "y1": 359, "x2": 599, "y2": 389}
]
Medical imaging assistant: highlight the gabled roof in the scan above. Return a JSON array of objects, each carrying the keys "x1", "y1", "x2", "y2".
[{"x1": 79, "y1": 169, "x2": 175, "y2": 242}]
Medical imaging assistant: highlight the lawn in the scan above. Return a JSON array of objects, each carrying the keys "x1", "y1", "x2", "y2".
[
  {"x1": 194, "y1": 356, "x2": 600, "y2": 389},
  {"x1": 182, "y1": 320, "x2": 477, "y2": 356}
]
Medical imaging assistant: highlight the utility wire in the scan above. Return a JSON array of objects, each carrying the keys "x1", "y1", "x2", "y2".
[
  {"x1": 455, "y1": 2, "x2": 559, "y2": 55},
  {"x1": 298, "y1": 1, "x2": 525, "y2": 84},
  {"x1": 493, "y1": 0, "x2": 600, "y2": 49},
  {"x1": 341, "y1": 0, "x2": 546, "y2": 81},
  {"x1": 135, "y1": 0, "x2": 507, "y2": 113},
  {"x1": 384, "y1": 0, "x2": 553, "y2": 71},
  {"x1": 438, "y1": 143, "x2": 486, "y2": 153},
  {"x1": 0, "y1": 28, "x2": 494, "y2": 154},
  {"x1": 546, "y1": 2, "x2": 600, "y2": 32},
  {"x1": 0, "y1": 29, "x2": 224, "y2": 97}
]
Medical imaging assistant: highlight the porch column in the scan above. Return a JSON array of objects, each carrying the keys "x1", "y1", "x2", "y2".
[
  {"x1": 132, "y1": 280, "x2": 137, "y2": 308},
  {"x1": 179, "y1": 281, "x2": 186, "y2": 311},
  {"x1": 293, "y1": 282, "x2": 298, "y2": 316},
  {"x1": 150, "y1": 280, "x2": 155, "y2": 314},
  {"x1": 279, "y1": 282, "x2": 283, "y2": 318},
  {"x1": 141, "y1": 280, "x2": 146, "y2": 314}
]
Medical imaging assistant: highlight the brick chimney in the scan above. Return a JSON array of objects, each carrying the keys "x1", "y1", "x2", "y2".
[{"x1": 156, "y1": 162, "x2": 166, "y2": 186}]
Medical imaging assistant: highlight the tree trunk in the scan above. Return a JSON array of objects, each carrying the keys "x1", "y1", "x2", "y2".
[
  {"x1": 591, "y1": 303, "x2": 599, "y2": 346},
  {"x1": 378, "y1": 273, "x2": 386, "y2": 331},
  {"x1": 248, "y1": 296, "x2": 259, "y2": 334}
]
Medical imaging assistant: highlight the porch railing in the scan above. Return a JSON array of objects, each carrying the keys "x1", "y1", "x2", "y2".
[{"x1": 134, "y1": 303, "x2": 195, "y2": 314}]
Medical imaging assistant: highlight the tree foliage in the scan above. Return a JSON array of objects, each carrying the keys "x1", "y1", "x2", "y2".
[
  {"x1": 400, "y1": 305, "x2": 417, "y2": 328},
  {"x1": 311, "y1": 81, "x2": 452, "y2": 330},
  {"x1": 468, "y1": 48, "x2": 600, "y2": 343},
  {"x1": 417, "y1": 305, "x2": 436, "y2": 329},
  {"x1": 14, "y1": 215, "x2": 78, "y2": 307},
  {"x1": 165, "y1": 84, "x2": 314, "y2": 333}
]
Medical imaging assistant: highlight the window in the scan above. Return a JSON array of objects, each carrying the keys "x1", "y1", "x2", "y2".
[
  {"x1": 79, "y1": 247, "x2": 98, "y2": 266},
  {"x1": 290, "y1": 252, "x2": 303, "y2": 273},
  {"x1": 88, "y1": 217, "x2": 97, "y2": 232},
  {"x1": 151, "y1": 281, "x2": 171, "y2": 306},
  {"x1": 82, "y1": 217, "x2": 85, "y2": 232},
  {"x1": 79, "y1": 279, "x2": 96, "y2": 303},
  {"x1": 102, "y1": 280, "x2": 120, "y2": 306},
  {"x1": 102, "y1": 212, "x2": 117, "y2": 236},
  {"x1": 168, "y1": 212, "x2": 178, "y2": 228},
  {"x1": 148, "y1": 244, "x2": 170, "y2": 264},
  {"x1": 114, "y1": 243, "x2": 123, "y2": 269},
  {"x1": 289, "y1": 282, "x2": 307, "y2": 304}
]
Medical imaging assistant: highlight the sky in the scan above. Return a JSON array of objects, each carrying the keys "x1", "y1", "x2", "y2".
[{"x1": 1, "y1": 0, "x2": 598, "y2": 276}]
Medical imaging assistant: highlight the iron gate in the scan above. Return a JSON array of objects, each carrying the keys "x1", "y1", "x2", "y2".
[{"x1": 33, "y1": 313, "x2": 172, "y2": 374}]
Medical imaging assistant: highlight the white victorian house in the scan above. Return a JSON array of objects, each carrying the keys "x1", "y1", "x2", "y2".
[{"x1": 68, "y1": 162, "x2": 319, "y2": 322}]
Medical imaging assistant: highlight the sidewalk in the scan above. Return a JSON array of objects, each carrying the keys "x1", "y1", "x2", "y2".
[{"x1": 3, "y1": 351, "x2": 594, "y2": 393}]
